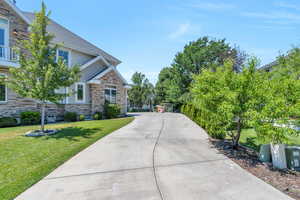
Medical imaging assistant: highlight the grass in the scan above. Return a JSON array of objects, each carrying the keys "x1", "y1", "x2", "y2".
[
  {"x1": 0, "y1": 117, "x2": 134, "y2": 200},
  {"x1": 239, "y1": 129, "x2": 300, "y2": 151}
]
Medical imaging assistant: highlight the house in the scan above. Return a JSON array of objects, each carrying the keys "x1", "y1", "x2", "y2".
[
  {"x1": 0, "y1": 0, "x2": 129, "y2": 121},
  {"x1": 259, "y1": 60, "x2": 278, "y2": 72}
]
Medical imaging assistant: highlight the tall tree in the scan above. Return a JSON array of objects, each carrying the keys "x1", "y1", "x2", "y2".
[
  {"x1": 128, "y1": 72, "x2": 154, "y2": 110},
  {"x1": 156, "y1": 36, "x2": 241, "y2": 106},
  {"x1": 7, "y1": 3, "x2": 80, "y2": 132}
]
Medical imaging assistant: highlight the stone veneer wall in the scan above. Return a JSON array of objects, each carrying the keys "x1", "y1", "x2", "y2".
[
  {"x1": 90, "y1": 70, "x2": 127, "y2": 114},
  {"x1": 65, "y1": 104, "x2": 91, "y2": 116}
]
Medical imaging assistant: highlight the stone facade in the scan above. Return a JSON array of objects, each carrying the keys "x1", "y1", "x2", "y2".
[
  {"x1": 0, "y1": 1, "x2": 127, "y2": 120},
  {"x1": 91, "y1": 70, "x2": 127, "y2": 114}
]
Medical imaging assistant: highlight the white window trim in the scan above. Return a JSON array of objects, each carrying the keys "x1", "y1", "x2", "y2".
[
  {"x1": 0, "y1": 16, "x2": 9, "y2": 47},
  {"x1": 105, "y1": 85, "x2": 117, "y2": 104},
  {"x1": 0, "y1": 73, "x2": 7, "y2": 103},
  {"x1": 56, "y1": 48, "x2": 72, "y2": 67},
  {"x1": 75, "y1": 82, "x2": 86, "y2": 103}
]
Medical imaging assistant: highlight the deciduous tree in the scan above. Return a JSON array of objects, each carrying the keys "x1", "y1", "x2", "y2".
[{"x1": 7, "y1": 3, "x2": 80, "y2": 132}]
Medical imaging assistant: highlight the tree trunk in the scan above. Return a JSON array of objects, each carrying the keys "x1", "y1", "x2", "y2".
[
  {"x1": 41, "y1": 103, "x2": 46, "y2": 133},
  {"x1": 233, "y1": 118, "x2": 242, "y2": 149}
]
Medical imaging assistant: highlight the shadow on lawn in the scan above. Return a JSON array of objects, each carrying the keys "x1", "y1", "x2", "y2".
[{"x1": 43, "y1": 127, "x2": 102, "y2": 141}]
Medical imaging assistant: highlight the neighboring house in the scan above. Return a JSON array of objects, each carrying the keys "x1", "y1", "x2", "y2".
[
  {"x1": 259, "y1": 60, "x2": 278, "y2": 72},
  {"x1": 0, "y1": 0, "x2": 129, "y2": 121}
]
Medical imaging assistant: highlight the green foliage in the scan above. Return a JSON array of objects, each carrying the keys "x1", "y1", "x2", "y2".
[
  {"x1": 156, "y1": 36, "x2": 243, "y2": 105},
  {"x1": 21, "y1": 111, "x2": 40, "y2": 125},
  {"x1": 93, "y1": 112, "x2": 102, "y2": 120},
  {"x1": 104, "y1": 103, "x2": 121, "y2": 119},
  {"x1": 79, "y1": 114, "x2": 85, "y2": 121},
  {"x1": 6, "y1": 3, "x2": 80, "y2": 131},
  {"x1": 128, "y1": 72, "x2": 154, "y2": 110},
  {"x1": 181, "y1": 104, "x2": 226, "y2": 139},
  {"x1": 186, "y1": 58, "x2": 266, "y2": 147},
  {"x1": 0, "y1": 117, "x2": 18, "y2": 128},
  {"x1": 254, "y1": 48, "x2": 300, "y2": 144},
  {"x1": 64, "y1": 112, "x2": 77, "y2": 122}
]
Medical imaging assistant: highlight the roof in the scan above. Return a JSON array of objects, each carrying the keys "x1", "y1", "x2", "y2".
[
  {"x1": 259, "y1": 60, "x2": 278, "y2": 71},
  {"x1": 22, "y1": 12, "x2": 121, "y2": 66},
  {"x1": 3, "y1": 0, "x2": 31, "y2": 24},
  {"x1": 87, "y1": 66, "x2": 128, "y2": 84}
]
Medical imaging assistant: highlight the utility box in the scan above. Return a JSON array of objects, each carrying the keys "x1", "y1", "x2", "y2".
[
  {"x1": 285, "y1": 146, "x2": 300, "y2": 171},
  {"x1": 259, "y1": 144, "x2": 271, "y2": 163},
  {"x1": 271, "y1": 144, "x2": 287, "y2": 169}
]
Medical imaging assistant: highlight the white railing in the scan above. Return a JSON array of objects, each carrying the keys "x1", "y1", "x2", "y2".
[{"x1": 0, "y1": 46, "x2": 19, "y2": 62}]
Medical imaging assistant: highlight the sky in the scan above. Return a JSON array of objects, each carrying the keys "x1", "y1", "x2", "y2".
[{"x1": 16, "y1": 0, "x2": 300, "y2": 84}]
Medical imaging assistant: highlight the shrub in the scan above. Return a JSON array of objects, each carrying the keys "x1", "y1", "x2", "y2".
[
  {"x1": 93, "y1": 112, "x2": 102, "y2": 120},
  {"x1": 64, "y1": 112, "x2": 77, "y2": 122},
  {"x1": 20, "y1": 111, "x2": 40, "y2": 125},
  {"x1": 104, "y1": 103, "x2": 121, "y2": 119},
  {"x1": 0, "y1": 117, "x2": 18, "y2": 128},
  {"x1": 181, "y1": 104, "x2": 226, "y2": 139},
  {"x1": 79, "y1": 114, "x2": 85, "y2": 121}
]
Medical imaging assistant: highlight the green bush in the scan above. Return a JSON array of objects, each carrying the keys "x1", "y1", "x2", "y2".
[
  {"x1": 93, "y1": 112, "x2": 102, "y2": 120},
  {"x1": 64, "y1": 112, "x2": 77, "y2": 122},
  {"x1": 104, "y1": 103, "x2": 121, "y2": 119},
  {"x1": 79, "y1": 114, "x2": 85, "y2": 121},
  {"x1": 0, "y1": 117, "x2": 18, "y2": 128},
  {"x1": 20, "y1": 111, "x2": 40, "y2": 125},
  {"x1": 181, "y1": 104, "x2": 226, "y2": 139}
]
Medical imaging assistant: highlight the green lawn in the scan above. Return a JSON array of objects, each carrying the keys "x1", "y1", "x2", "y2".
[
  {"x1": 239, "y1": 129, "x2": 300, "y2": 151},
  {"x1": 0, "y1": 117, "x2": 134, "y2": 200}
]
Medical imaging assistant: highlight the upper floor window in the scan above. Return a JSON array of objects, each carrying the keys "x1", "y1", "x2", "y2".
[
  {"x1": 105, "y1": 86, "x2": 117, "y2": 104},
  {"x1": 0, "y1": 74, "x2": 7, "y2": 102},
  {"x1": 57, "y1": 49, "x2": 70, "y2": 66},
  {"x1": 0, "y1": 18, "x2": 8, "y2": 25},
  {"x1": 75, "y1": 83, "x2": 85, "y2": 103}
]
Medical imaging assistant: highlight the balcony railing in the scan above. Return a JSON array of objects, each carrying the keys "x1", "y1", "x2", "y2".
[{"x1": 0, "y1": 46, "x2": 19, "y2": 63}]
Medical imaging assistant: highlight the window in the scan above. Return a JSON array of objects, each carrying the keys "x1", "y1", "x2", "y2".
[
  {"x1": 57, "y1": 49, "x2": 70, "y2": 66},
  {"x1": 76, "y1": 83, "x2": 85, "y2": 103},
  {"x1": 0, "y1": 74, "x2": 7, "y2": 102},
  {"x1": 0, "y1": 17, "x2": 8, "y2": 59},
  {"x1": 105, "y1": 86, "x2": 117, "y2": 104}
]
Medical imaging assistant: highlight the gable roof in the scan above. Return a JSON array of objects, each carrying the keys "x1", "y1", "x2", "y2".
[
  {"x1": 87, "y1": 66, "x2": 128, "y2": 84},
  {"x1": 259, "y1": 60, "x2": 278, "y2": 71},
  {"x1": 22, "y1": 12, "x2": 121, "y2": 66},
  {"x1": 3, "y1": 0, "x2": 31, "y2": 24}
]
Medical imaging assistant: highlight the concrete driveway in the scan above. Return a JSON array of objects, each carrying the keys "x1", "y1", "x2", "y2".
[{"x1": 16, "y1": 113, "x2": 293, "y2": 200}]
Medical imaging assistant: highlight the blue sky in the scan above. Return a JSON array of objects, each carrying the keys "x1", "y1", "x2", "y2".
[{"x1": 17, "y1": 0, "x2": 300, "y2": 83}]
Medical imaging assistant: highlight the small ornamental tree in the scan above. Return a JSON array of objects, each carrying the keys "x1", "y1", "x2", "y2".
[
  {"x1": 191, "y1": 58, "x2": 263, "y2": 148},
  {"x1": 7, "y1": 3, "x2": 80, "y2": 132}
]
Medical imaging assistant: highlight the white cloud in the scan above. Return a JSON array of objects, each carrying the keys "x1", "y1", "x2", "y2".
[
  {"x1": 275, "y1": 1, "x2": 300, "y2": 11},
  {"x1": 168, "y1": 22, "x2": 191, "y2": 39},
  {"x1": 190, "y1": 2, "x2": 236, "y2": 11},
  {"x1": 241, "y1": 11, "x2": 300, "y2": 21}
]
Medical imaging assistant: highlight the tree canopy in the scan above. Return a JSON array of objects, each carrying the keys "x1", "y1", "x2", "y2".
[
  {"x1": 155, "y1": 36, "x2": 245, "y2": 106},
  {"x1": 128, "y1": 72, "x2": 154, "y2": 110},
  {"x1": 7, "y1": 3, "x2": 80, "y2": 131}
]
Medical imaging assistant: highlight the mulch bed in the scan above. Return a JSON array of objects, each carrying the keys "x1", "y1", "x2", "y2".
[{"x1": 210, "y1": 139, "x2": 300, "y2": 200}]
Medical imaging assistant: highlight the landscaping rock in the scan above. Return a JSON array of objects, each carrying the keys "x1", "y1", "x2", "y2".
[{"x1": 25, "y1": 129, "x2": 58, "y2": 137}]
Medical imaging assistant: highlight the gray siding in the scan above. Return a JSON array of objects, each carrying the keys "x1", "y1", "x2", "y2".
[{"x1": 71, "y1": 50, "x2": 94, "y2": 66}]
